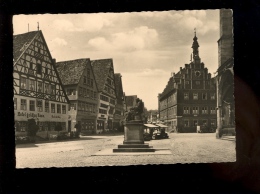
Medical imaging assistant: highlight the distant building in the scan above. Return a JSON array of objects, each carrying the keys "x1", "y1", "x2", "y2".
[
  {"x1": 158, "y1": 32, "x2": 217, "y2": 132},
  {"x1": 114, "y1": 73, "x2": 125, "y2": 131},
  {"x1": 216, "y1": 9, "x2": 235, "y2": 138},
  {"x1": 56, "y1": 59, "x2": 99, "y2": 134},
  {"x1": 91, "y1": 59, "x2": 117, "y2": 132},
  {"x1": 13, "y1": 31, "x2": 69, "y2": 132},
  {"x1": 147, "y1": 110, "x2": 158, "y2": 124}
]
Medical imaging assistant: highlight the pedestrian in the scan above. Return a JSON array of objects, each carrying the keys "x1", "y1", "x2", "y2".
[{"x1": 74, "y1": 122, "x2": 81, "y2": 138}]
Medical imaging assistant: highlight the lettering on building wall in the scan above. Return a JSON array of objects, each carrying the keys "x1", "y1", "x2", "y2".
[{"x1": 17, "y1": 112, "x2": 45, "y2": 118}]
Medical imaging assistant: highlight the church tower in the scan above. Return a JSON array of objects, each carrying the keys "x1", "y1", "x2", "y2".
[{"x1": 191, "y1": 29, "x2": 201, "y2": 65}]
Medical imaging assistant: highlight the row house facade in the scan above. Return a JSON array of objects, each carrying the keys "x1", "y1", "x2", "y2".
[
  {"x1": 158, "y1": 33, "x2": 217, "y2": 133},
  {"x1": 13, "y1": 30, "x2": 69, "y2": 132},
  {"x1": 216, "y1": 9, "x2": 235, "y2": 137},
  {"x1": 91, "y1": 59, "x2": 117, "y2": 133},
  {"x1": 55, "y1": 59, "x2": 99, "y2": 134},
  {"x1": 114, "y1": 73, "x2": 125, "y2": 131}
]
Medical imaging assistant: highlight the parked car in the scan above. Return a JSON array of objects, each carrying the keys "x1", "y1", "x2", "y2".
[{"x1": 152, "y1": 128, "x2": 169, "y2": 139}]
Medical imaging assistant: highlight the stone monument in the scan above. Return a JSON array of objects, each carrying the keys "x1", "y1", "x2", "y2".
[{"x1": 113, "y1": 98, "x2": 155, "y2": 152}]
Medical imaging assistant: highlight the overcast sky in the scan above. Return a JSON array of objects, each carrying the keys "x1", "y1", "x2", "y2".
[{"x1": 13, "y1": 10, "x2": 220, "y2": 110}]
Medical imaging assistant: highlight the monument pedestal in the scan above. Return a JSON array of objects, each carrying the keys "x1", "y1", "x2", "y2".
[{"x1": 113, "y1": 121, "x2": 155, "y2": 152}]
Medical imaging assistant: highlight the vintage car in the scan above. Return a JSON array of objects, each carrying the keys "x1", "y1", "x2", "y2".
[
  {"x1": 143, "y1": 123, "x2": 158, "y2": 141},
  {"x1": 152, "y1": 127, "x2": 169, "y2": 139}
]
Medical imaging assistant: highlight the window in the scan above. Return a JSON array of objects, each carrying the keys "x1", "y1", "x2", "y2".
[
  {"x1": 193, "y1": 120, "x2": 198, "y2": 126},
  {"x1": 38, "y1": 81, "x2": 42, "y2": 92},
  {"x1": 87, "y1": 78, "x2": 90, "y2": 86},
  {"x1": 45, "y1": 67, "x2": 48, "y2": 75},
  {"x1": 202, "y1": 93, "x2": 207, "y2": 100},
  {"x1": 51, "y1": 84, "x2": 55, "y2": 95},
  {"x1": 210, "y1": 107, "x2": 216, "y2": 114},
  {"x1": 211, "y1": 119, "x2": 216, "y2": 126},
  {"x1": 67, "y1": 89, "x2": 75, "y2": 95},
  {"x1": 29, "y1": 79, "x2": 35, "y2": 91},
  {"x1": 100, "y1": 95, "x2": 109, "y2": 102},
  {"x1": 183, "y1": 107, "x2": 189, "y2": 114},
  {"x1": 45, "y1": 100, "x2": 49, "y2": 112},
  {"x1": 21, "y1": 99, "x2": 27, "y2": 110},
  {"x1": 193, "y1": 93, "x2": 198, "y2": 100},
  {"x1": 83, "y1": 76, "x2": 87, "y2": 84},
  {"x1": 79, "y1": 87, "x2": 83, "y2": 96},
  {"x1": 14, "y1": 98, "x2": 17, "y2": 110},
  {"x1": 109, "y1": 107, "x2": 114, "y2": 114},
  {"x1": 44, "y1": 83, "x2": 49, "y2": 94},
  {"x1": 29, "y1": 100, "x2": 35, "y2": 111},
  {"x1": 29, "y1": 62, "x2": 33, "y2": 69},
  {"x1": 51, "y1": 103, "x2": 55, "y2": 113},
  {"x1": 57, "y1": 104, "x2": 61, "y2": 113},
  {"x1": 36, "y1": 63, "x2": 42, "y2": 74},
  {"x1": 210, "y1": 93, "x2": 215, "y2": 100},
  {"x1": 90, "y1": 79, "x2": 93, "y2": 87},
  {"x1": 202, "y1": 120, "x2": 208, "y2": 126},
  {"x1": 196, "y1": 81, "x2": 200, "y2": 85},
  {"x1": 99, "y1": 109, "x2": 107, "y2": 114},
  {"x1": 21, "y1": 77, "x2": 27, "y2": 89},
  {"x1": 202, "y1": 107, "x2": 208, "y2": 114},
  {"x1": 87, "y1": 69, "x2": 90, "y2": 77},
  {"x1": 37, "y1": 100, "x2": 43, "y2": 112},
  {"x1": 184, "y1": 120, "x2": 189, "y2": 127},
  {"x1": 184, "y1": 93, "x2": 189, "y2": 100},
  {"x1": 86, "y1": 89, "x2": 90, "y2": 97},
  {"x1": 69, "y1": 103, "x2": 76, "y2": 110},
  {"x1": 192, "y1": 107, "x2": 199, "y2": 114},
  {"x1": 83, "y1": 88, "x2": 86, "y2": 97},
  {"x1": 100, "y1": 103, "x2": 109, "y2": 108}
]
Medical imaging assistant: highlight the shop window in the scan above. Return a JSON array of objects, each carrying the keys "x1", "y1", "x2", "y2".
[
  {"x1": 211, "y1": 119, "x2": 216, "y2": 126},
  {"x1": 202, "y1": 120, "x2": 208, "y2": 126},
  {"x1": 37, "y1": 100, "x2": 43, "y2": 112},
  {"x1": 193, "y1": 120, "x2": 198, "y2": 126},
  {"x1": 45, "y1": 101, "x2": 49, "y2": 112},
  {"x1": 202, "y1": 93, "x2": 207, "y2": 100},
  {"x1": 193, "y1": 93, "x2": 198, "y2": 100},
  {"x1": 202, "y1": 107, "x2": 208, "y2": 114},
  {"x1": 21, "y1": 99, "x2": 27, "y2": 110},
  {"x1": 192, "y1": 107, "x2": 199, "y2": 114},
  {"x1": 29, "y1": 79, "x2": 35, "y2": 91},
  {"x1": 29, "y1": 100, "x2": 35, "y2": 111},
  {"x1": 14, "y1": 98, "x2": 17, "y2": 110},
  {"x1": 184, "y1": 92, "x2": 189, "y2": 100},
  {"x1": 21, "y1": 77, "x2": 27, "y2": 89},
  {"x1": 51, "y1": 103, "x2": 55, "y2": 113},
  {"x1": 57, "y1": 104, "x2": 61, "y2": 113},
  {"x1": 184, "y1": 120, "x2": 189, "y2": 127}
]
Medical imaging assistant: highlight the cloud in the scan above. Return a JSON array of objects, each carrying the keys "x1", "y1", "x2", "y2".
[
  {"x1": 51, "y1": 37, "x2": 68, "y2": 46},
  {"x1": 88, "y1": 26, "x2": 158, "y2": 51},
  {"x1": 52, "y1": 19, "x2": 81, "y2": 32}
]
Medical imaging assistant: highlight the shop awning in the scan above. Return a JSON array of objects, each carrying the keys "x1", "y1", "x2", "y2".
[
  {"x1": 156, "y1": 124, "x2": 168, "y2": 128},
  {"x1": 144, "y1": 124, "x2": 158, "y2": 128}
]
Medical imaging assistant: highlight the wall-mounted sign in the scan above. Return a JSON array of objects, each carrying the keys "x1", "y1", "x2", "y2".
[{"x1": 17, "y1": 112, "x2": 45, "y2": 118}]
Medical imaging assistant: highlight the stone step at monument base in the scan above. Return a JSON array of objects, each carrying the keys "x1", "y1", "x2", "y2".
[
  {"x1": 113, "y1": 147, "x2": 155, "y2": 152},
  {"x1": 118, "y1": 143, "x2": 152, "y2": 148}
]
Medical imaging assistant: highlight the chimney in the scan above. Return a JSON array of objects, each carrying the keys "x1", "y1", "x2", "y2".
[
  {"x1": 180, "y1": 67, "x2": 182, "y2": 71},
  {"x1": 201, "y1": 63, "x2": 204, "y2": 69}
]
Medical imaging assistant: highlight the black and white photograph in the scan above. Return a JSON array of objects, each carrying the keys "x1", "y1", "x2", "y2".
[{"x1": 13, "y1": 9, "x2": 235, "y2": 168}]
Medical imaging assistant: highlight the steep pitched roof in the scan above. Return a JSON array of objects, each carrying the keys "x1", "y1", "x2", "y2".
[
  {"x1": 13, "y1": 31, "x2": 39, "y2": 61},
  {"x1": 114, "y1": 73, "x2": 124, "y2": 105},
  {"x1": 125, "y1": 95, "x2": 137, "y2": 107},
  {"x1": 91, "y1": 59, "x2": 113, "y2": 92},
  {"x1": 56, "y1": 59, "x2": 90, "y2": 85}
]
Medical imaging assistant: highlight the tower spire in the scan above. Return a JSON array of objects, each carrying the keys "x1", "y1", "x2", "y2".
[{"x1": 191, "y1": 29, "x2": 200, "y2": 63}]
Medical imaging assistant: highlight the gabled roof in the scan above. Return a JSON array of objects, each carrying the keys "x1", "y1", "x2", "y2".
[
  {"x1": 13, "y1": 31, "x2": 39, "y2": 61},
  {"x1": 91, "y1": 59, "x2": 113, "y2": 92},
  {"x1": 114, "y1": 73, "x2": 124, "y2": 105},
  {"x1": 125, "y1": 95, "x2": 137, "y2": 107},
  {"x1": 56, "y1": 59, "x2": 90, "y2": 85}
]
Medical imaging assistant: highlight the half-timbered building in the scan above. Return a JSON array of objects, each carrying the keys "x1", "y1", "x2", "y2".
[
  {"x1": 91, "y1": 59, "x2": 117, "y2": 133},
  {"x1": 56, "y1": 59, "x2": 99, "y2": 134},
  {"x1": 13, "y1": 30, "x2": 69, "y2": 132}
]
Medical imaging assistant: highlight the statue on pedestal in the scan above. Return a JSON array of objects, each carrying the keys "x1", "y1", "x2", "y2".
[{"x1": 125, "y1": 98, "x2": 144, "y2": 122}]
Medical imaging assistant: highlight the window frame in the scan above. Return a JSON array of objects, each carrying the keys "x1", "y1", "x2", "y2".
[{"x1": 29, "y1": 100, "x2": 35, "y2": 111}]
